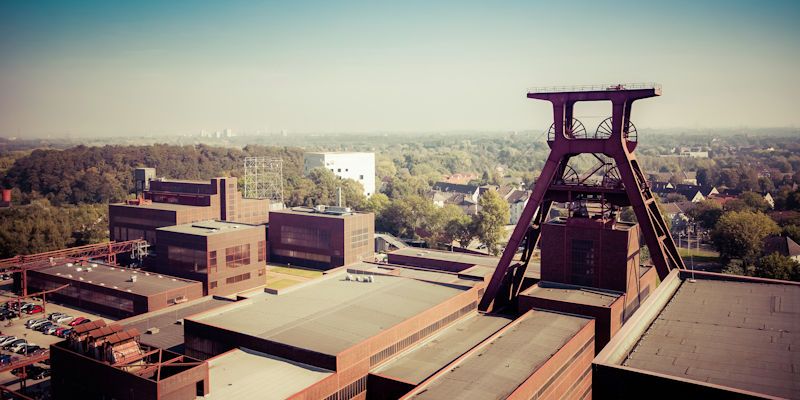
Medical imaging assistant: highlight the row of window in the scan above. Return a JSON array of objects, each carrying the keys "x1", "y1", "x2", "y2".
[
  {"x1": 280, "y1": 225, "x2": 331, "y2": 249},
  {"x1": 323, "y1": 376, "x2": 367, "y2": 400},
  {"x1": 272, "y1": 249, "x2": 331, "y2": 263},
  {"x1": 226, "y1": 272, "x2": 251, "y2": 284},
  {"x1": 168, "y1": 246, "x2": 208, "y2": 273},
  {"x1": 350, "y1": 227, "x2": 370, "y2": 250},
  {"x1": 29, "y1": 277, "x2": 135, "y2": 314},
  {"x1": 209, "y1": 269, "x2": 264, "y2": 290},
  {"x1": 369, "y1": 301, "x2": 477, "y2": 367},
  {"x1": 225, "y1": 244, "x2": 251, "y2": 268}
]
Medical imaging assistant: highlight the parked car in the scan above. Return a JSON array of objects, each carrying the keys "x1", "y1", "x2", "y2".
[
  {"x1": 54, "y1": 315, "x2": 74, "y2": 324},
  {"x1": 26, "y1": 318, "x2": 47, "y2": 328},
  {"x1": 0, "y1": 336, "x2": 18, "y2": 347},
  {"x1": 76, "y1": 318, "x2": 91, "y2": 325},
  {"x1": 17, "y1": 344, "x2": 41, "y2": 354},
  {"x1": 47, "y1": 312, "x2": 65, "y2": 321},
  {"x1": 57, "y1": 329, "x2": 72, "y2": 338},
  {"x1": 68, "y1": 317, "x2": 88, "y2": 326},
  {"x1": 0, "y1": 354, "x2": 16, "y2": 364},
  {"x1": 43, "y1": 325, "x2": 59, "y2": 335},
  {"x1": 29, "y1": 319, "x2": 51, "y2": 329},
  {"x1": 26, "y1": 305, "x2": 44, "y2": 315},
  {"x1": 5, "y1": 339, "x2": 27, "y2": 351},
  {"x1": 20, "y1": 303, "x2": 35, "y2": 312},
  {"x1": 54, "y1": 327, "x2": 69, "y2": 336},
  {"x1": 30, "y1": 367, "x2": 50, "y2": 380},
  {"x1": 34, "y1": 322, "x2": 54, "y2": 332}
]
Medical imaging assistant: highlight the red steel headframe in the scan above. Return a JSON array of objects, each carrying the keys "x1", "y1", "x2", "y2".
[{"x1": 479, "y1": 83, "x2": 685, "y2": 312}]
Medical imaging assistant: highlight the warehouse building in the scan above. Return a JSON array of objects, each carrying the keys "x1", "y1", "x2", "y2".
[
  {"x1": 268, "y1": 206, "x2": 374, "y2": 270},
  {"x1": 184, "y1": 263, "x2": 484, "y2": 399},
  {"x1": 156, "y1": 220, "x2": 268, "y2": 296},
  {"x1": 27, "y1": 261, "x2": 203, "y2": 318},
  {"x1": 594, "y1": 269, "x2": 800, "y2": 399}
]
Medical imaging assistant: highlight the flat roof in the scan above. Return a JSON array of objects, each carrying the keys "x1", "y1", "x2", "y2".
[
  {"x1": 373, "y1": 314, "x2": 512, "y2": 384},
  {"x1": 33, "y1": 262, "x2": 200, "y2": 296},
  {"x1": 157, "y1": 220, "x2": 262, "y2": 237},
  {"x1": 522, "y1": 282, "x2": 622, "y2": 307},
  {"x1": 190, "y1": 270, "x2": 469, "y2": 356},
  {"x1": 348, "y1": 264, "x2": 479, "y2": 288},
  {"x1": 110, "y1": 202, "x2": 204, "y2": 212},
  {"x1": 409, "y1": 311, "x2": 591, "y2": 400},
  {"x1": 121, "y1": 296, "x2": 236, "y2": 350},
  {"x1": 270, "y1": 207, "x2": 368, "y2": 219},
  {"x1": 206, "y1": 348, "x2": 332, "y2": 400},
  {"x1": 623, "y1": 278, "x2": 800, "y2": 399},
  {"x1": 389, "y1": 248, "x2": 500, "y2": 268}
]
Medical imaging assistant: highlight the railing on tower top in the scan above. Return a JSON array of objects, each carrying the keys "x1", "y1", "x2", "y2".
[{"x1": 527, "y1": 82, "x2": 661, "y2": 94}]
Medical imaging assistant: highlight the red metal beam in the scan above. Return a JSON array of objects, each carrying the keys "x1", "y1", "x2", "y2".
[{"x1": 479, "y1": 84, "x2": 684, "y2": 313}]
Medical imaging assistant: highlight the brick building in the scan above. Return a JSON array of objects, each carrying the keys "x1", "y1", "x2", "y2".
[
  {"x1": 156, "y1": 220, "x2": 267, "y2": 296},
  {"x1": 109, "y1": 172, "x2": 280, "y2": 246},
  {"x1": 268, "y1": 206, "x2": 374, "y2": 270}
]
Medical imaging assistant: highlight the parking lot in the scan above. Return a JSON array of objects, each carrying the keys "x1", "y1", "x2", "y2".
[{"x1": 0, "y1": 282, "x2": 116, "y2": 396}]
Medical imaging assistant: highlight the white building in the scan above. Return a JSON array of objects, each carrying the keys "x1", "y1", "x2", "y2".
[{"x1": 304, "y1": 152, "x2": 376, "y2": 197}]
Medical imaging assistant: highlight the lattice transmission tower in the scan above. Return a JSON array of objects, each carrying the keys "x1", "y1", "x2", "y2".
[{"x1": 243, "y1": 157, "x2": 284, "y2": 203}]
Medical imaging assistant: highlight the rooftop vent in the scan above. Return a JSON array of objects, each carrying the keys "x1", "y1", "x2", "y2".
[
  {"x1": 76, "y1": 267, "x2": 82, "y2": 272},
  {"x1": 146, "y1": 327, "x2": 160, "y2": 335},
  {"x1": 91, "y1": 263, "x2": 97, "y2": 268},
  {"x1": 66, "y1": 263, "x2": 73, "y2": 267},
  {"x1": 130, "y1": 275, "x2": 137, "y2": 283}
]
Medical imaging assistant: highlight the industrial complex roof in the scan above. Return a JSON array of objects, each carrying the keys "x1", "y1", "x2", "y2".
[
  {"x1": 190, "y1": 270, "x2": 469, "y2": 356},
  {"x1": 390, "y1": 248, "x2": 500, "y2": 268},
  {"x1": 522, "y1": 282, "x2": 622, "y2": 307},
  {"x1": 157, "y1": 220, "x2": 262, "y2": 237},
  {"x1": 373, "y1": 314, "x2": 512, "y2": 384},
  {"x1": 120, "y1": 296, "x2": 236, "y2": 350},
  {"x1": 110, "y1": 202, "x2": 204, "y2": 211},
  {"x1": 409, "y1": 311, "x2": 591, "y2": 400},
  {"x1": 33, "y1": 262, "x2": 200, "y2": 296},
  {"x1": 206, "y1": 348, "x2": 332, "y2": 400},
  {"x1": 623, "y1": 278, "x2": 800, "y2": 399}
]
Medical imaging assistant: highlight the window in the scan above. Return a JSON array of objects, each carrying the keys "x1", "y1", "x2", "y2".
[
  {"x1": 337, "y1": 168, "x2": 341, "y2": 172},
  {"x1": 257, "y1": 240, "x2": 266, "y2": 262},
  {"x1": 258, "y1": 269, "x2": 265, "y2": 276},
  {"x1": 209, "y1": 251, "x2": 217, "y2": 272},
  {"x1": 167, "y1": 246, "x2": 208, "y2": 272},
  {"x1": 225, "y1": 244, "x2": 251, "y2": 268},
  {"x1": 280, "y1": 225, "x2": 330, "y2": 249},
  {"x1": 359, "y1": 175, "x2": 364, "y2": 180},
  {"x1": 210, "y1": 281, "x2": 218, "y2": 289},
  {"x1": 570, "y1": 239, "x2": 595, "y2": 286},
  {"x1": 273, "y1": 249, "x2": 331, "y2": 263},
  {"x1": 226, "y1": 273, "x2": 251, "y2": 284},
  {"x1": 351, "y1": 228, "x2": 370, "y2": 249}
]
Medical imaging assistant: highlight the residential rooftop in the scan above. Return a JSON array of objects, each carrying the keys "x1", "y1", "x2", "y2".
[
  {"x1": 33, "y1": 262, "x2": 201, "y2": 296},
  {"x1": 622, "y1": 277, "x2": 800, "y2": 399},
  {"x1": 408, "y1": 310, "x2": 591, "y2": 400},
  {"x1": 373, "y1": 314, "x2": 512, "y2": 384},
  {"x1": 206, "y1": 348, "x2": 332, "y2": 400},
  {"x1": 157, "y1": 220, "x2": 262, "y2": 237},
  {"x1": 189, "y1": 269, "x2": 471, "y2": 356}
]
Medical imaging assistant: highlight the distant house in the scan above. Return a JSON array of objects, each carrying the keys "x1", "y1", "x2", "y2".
[
  {"x1": 431, "y1": 182, "x2": 480, "y2": 203},
  {"x1": 764, "y1": 193, "x2": 775, "y2": 209},
  {"x1": 763, "y1": 236, "x2": 800, "y2": 263},
  {"x1": 674, "y1": 184, "x2": 718, "y2": 203},
  {"x1": 506, "y1": 189, "x2": 530, "y2": 225}
]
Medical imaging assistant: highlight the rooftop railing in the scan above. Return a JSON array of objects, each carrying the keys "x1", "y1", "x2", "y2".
[{"x1": 527, "y1": 82, "x2": 661, "y2": 94}]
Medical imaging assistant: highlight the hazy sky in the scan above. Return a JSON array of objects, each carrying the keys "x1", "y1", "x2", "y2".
[{"x1": 1, "y1": 0, "x2": 799, "y2": 137}]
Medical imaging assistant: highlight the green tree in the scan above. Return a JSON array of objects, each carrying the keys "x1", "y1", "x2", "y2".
[
  {"x1": 782, "y1": 225, "x2": 800, "y2": 244},
  {"x1": 754, "y1": 253, "x2": 799, "y2": 281},
  {"x1": 474, "y1": 190, "x2": 510, "y2": 255},
  {"x1": 365, "y1": 193, "x2": 390, "y2": 215},
  {"x1": 712, "y1": 211, "x2": 779, "y2": 264},
  {"x1": 686, "y1": 200, "x2": 723, "y2": 229},
  {"x1": 738, "y1": 192, "x2": 770, "y2": 213}
]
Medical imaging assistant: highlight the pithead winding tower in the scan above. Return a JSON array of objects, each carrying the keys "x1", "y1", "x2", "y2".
[{"x1": 479, "y1": 83, "x2": 685, "y2": 312}]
